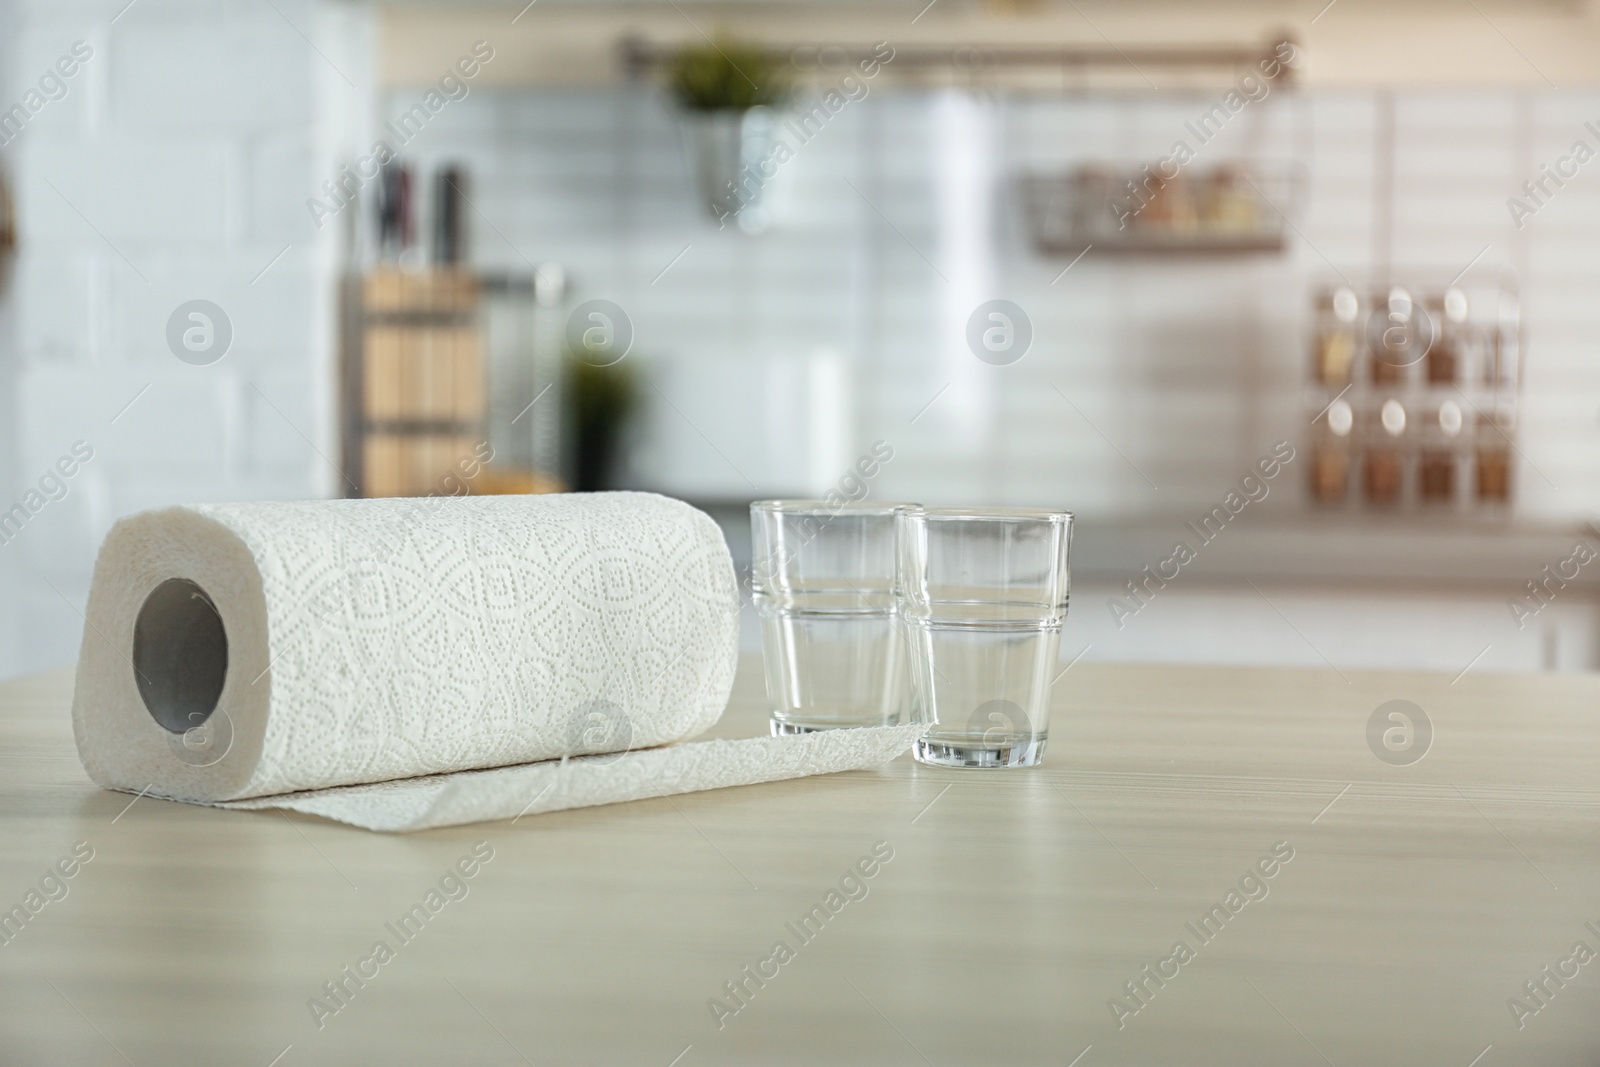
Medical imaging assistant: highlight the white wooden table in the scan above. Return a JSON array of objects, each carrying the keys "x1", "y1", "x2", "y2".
[{"x1": 1, "y1": 657, "x2": 1596, "y2": 1065}]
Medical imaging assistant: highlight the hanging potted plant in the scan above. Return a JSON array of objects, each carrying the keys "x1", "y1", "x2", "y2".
[{"x1": 668, "y1": 35, "x2": 790, "y2": 232}]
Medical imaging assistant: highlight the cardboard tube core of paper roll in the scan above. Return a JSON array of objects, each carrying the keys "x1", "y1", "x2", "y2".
[{"x1": 133, "y1": 578, "x2": 229, "y2": 735}]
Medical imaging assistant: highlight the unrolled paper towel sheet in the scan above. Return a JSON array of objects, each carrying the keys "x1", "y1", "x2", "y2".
[
  {"x1": 71, "y1": 491, "x2": 921, "y2": 831},
  {"x1": 224, "y1": 725, "x2": 927, "y2": 832}
]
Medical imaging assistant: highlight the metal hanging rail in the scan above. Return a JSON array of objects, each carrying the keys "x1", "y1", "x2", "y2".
[{"x1": 619, "y1": 35, "x2": 1297, "y2": 86}]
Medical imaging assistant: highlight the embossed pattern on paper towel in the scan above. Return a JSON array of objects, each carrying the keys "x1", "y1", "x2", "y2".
[{"x1": 192, "y1": 493, "x2": 738, "y2": 796}]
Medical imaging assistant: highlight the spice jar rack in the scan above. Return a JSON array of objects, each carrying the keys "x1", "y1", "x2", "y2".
[{"x1": 1305, "y1": 280, "x2": 1521, "y2": 512}]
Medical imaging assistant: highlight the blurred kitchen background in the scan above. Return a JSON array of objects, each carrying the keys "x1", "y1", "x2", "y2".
[{"x1": 2, "y1": 0, "x2": 1599, "y2": 679}]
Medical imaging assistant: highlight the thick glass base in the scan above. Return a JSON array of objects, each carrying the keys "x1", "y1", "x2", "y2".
[
  {"x1": 770, "y1": 715, "x2": 898, "y2": 736},
  {"x1": 913, "y1": 735, "x2": 1046, "y2": 768}
]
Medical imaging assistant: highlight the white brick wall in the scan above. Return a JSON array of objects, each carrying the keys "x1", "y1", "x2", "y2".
[{"x1": 0, "y1": 0, "x2": 357, "y2": 677}]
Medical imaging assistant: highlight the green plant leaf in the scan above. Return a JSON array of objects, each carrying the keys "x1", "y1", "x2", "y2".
[{"x1": 668, "y1": 34, "x2": 790, "y2": 111}]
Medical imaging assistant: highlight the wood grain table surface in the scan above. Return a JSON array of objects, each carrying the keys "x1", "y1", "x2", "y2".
[{"x1": 0, "y1": 656, "x2": 1596, "y2": 1066}]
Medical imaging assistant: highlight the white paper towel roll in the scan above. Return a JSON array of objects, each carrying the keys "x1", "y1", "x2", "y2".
[{"x1": 71, "y1": 491, "x2": 920, "y2": 830}]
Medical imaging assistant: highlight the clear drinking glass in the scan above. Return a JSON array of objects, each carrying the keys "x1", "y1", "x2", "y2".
[
  {"x1": 896, "y1": 506, "x2": 1074, "y2": 768},
  {"x1": 751, "y1": 500, "x2": 914, "y2": 734}
]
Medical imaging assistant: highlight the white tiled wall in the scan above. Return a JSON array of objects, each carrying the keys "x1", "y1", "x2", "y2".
[
  {"x1": 389, "y1": 81, "x2": 1600, "y2": 518},
  {"x1": 0, "y1": 0, "x2": 356, "y2": 677},
  {"x1": 6, "y1": 15, "x2": 1600, "y2": 680}
]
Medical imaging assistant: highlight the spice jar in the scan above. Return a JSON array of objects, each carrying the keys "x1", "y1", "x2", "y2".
[
  {"x1": 1363, "y1": 398, "x2": 1408, "y2": 505},
  {"x1": 1311, "y1": 398, "x2": 1354, "y2": 503},
  {"x1": 1202, "y1": 166, "x2": 1259, "y2": 235},
  {"x1": 1318, "y1": 331, "x2": 1357, "y2": 386},
  {"x1": 1369, "y1": 343, "x2": 1402, "y2": 385},
  {"x1": 1419, "y1": 399, "x2": 1466, "y2": 505},
  {"x1": 1139, "y1": 170, "x2": 1197, "y2": 234},
  {"x1": 1426, "y1": 290, "x2": 1464, "y2": 385},
  {"x1": 1313, "y1": 287, "x2": 1360, "y2": 387},
  {"x1": 1368, "y1": 286, "x2": 1434, "y2": 386},
  {"x1": 1475, "y1": 403, "x2": 1514, "y2": 503}
]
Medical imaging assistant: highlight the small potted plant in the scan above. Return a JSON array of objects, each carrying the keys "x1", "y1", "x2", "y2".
[
  {"x1": 668, "y1": 35, "x2": 790, "y2": 232},
  {"x1": 565, "y1": 353, "x2": 637, "y2": 492}
]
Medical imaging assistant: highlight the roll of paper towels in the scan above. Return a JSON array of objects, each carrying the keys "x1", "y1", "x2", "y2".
[{"x1": 71, "y1": 492, "x2": 921, "y2": 831}]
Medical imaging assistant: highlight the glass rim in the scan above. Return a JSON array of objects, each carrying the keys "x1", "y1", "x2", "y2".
[
  {"x1": 751, "y1": 499, "x2": 919, "y2": 516},
  {"x1": 894, "y1": 505, "x2": 1073, "y2": 523}
]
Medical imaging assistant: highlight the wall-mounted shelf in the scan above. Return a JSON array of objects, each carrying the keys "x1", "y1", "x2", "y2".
[
  {"x1": 1020, "y1": 165, "x2": 1298, "y2": 257},
  {"x1": 620, "y1": 36, "x2": 1297, "y2": 91}
]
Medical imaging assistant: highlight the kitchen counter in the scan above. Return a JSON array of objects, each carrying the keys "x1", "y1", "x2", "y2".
[
  {"x1": 1071, "y1": 512, "x2": 1600, "y2": 590},
  {"x1": 699, "y1": 502, "x2": 1600, "y2": 592},
  {"x1": 1, "y1": 657, "x2": 1596, "y2": 1064}
]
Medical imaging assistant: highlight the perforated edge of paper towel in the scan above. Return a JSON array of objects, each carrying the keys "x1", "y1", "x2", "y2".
[{"x1": 214, "y1": 723, "x2": 927, "y2": 832}]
